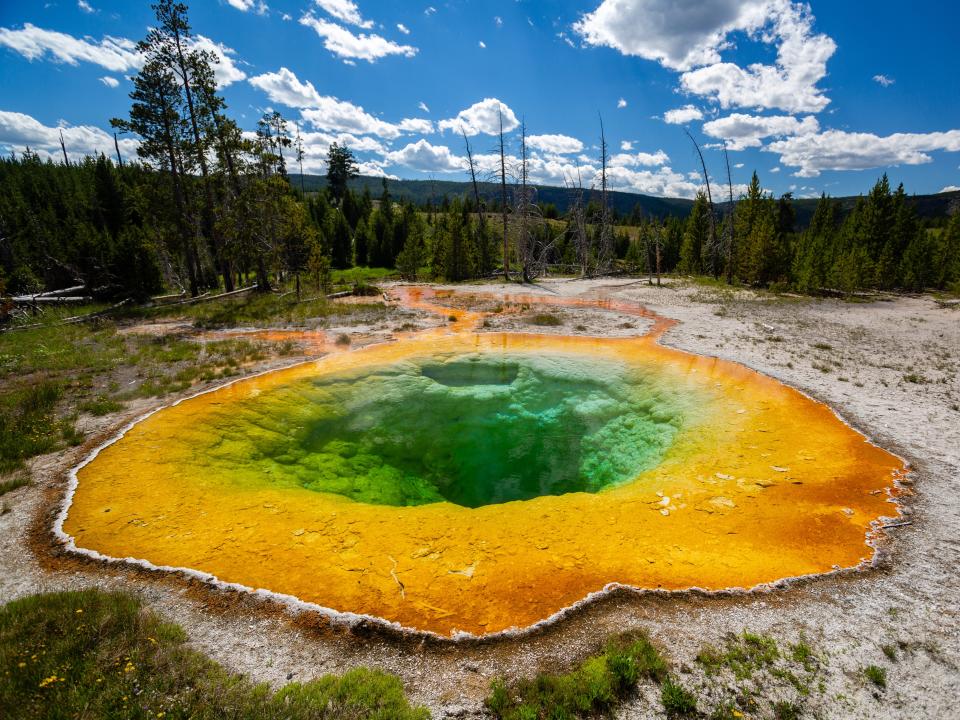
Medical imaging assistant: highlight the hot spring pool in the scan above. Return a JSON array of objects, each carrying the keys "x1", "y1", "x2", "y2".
[{"x1": 60, "y1": 292, "x2": 903, "y2": 637}]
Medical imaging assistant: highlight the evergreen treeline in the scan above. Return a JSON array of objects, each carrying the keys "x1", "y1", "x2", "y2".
[{"x1": 671, "y1": 173, "x2": 960, "y2": 293}]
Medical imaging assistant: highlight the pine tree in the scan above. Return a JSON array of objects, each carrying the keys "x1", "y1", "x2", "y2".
[
  {"x1": 680, "y1": 193, "x2": 709, "y2": 274},
  {"x1": 330, "y1": 211, "x2": 352, "y2": 270},
  {"x1": 326, "y1": 144, "x2": 358, "y2": 205}
]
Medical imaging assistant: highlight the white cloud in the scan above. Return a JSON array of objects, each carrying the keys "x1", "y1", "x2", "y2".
[
  {"x1": 526, "y1": 133, "x2": 584, "y2": 154},
  {"x1": 610, "y1": 149, "x2": 671, "y2": 167},
  {"x1": 575, "y1": 1, "x2": 836, "y2": 114},
  {"x1": 770, "y1": 166, "x2": 780, "y2": 173},
  {"x1": 357, "y1": 161, "x2": 398, "y2": 179},
  {"x1": 478, "y1": 40, "x2": 487, "y2": 48},
  {"x1": 299, "y1": 14, "x2": 417, "y2": 62},
  {"x1": 0, "y1": 24, "x2": 245, "y2": 86},
  {"x1": 397, "y1": 23, "x2": 410, "y2": 35},
  {"x1": 0, "y1": 23, "x2": 140, "y2": 72},
  {"x1": 575, "y1": 0, "x2": 763, "y2": 71},
  {"x1": 384, "y1": 139, "x2": 465, "y2": 172},
  {"x1": 78, "y1": 0, "x2": 95, "y2": 13},
  {"x1": 617, "y1": 98, "x2": 627, "y2": 109},
  {"x1": 249, "y1": 67, "x2": 431, "y2": 139},
  {"x1": 620, "y1": 141, "x2": 633, "y2": 151},
  {"x1": 192, "y1": 35, "x2": 247, "y2": 86},
  {"x1": 702, "y1": 112, "x2": 819, "y2": 150},
  {"x1": 766, "y1": 128, "x2": 960, "y2": 177},
  {"x1": 314, "y1": 0, "x2": 372, "y2": 28},
  {"x1": 425, "y1": 6, "x2": 436, "y2": 16},
  {"x1": 226, "y1": 0, "x2": 268, "y2": 14},
  {"x1": 940, "y1": 186, "x2": 960, "y2": 193},
  {"x1": 249, "y1": 67, "x2": 324, "y2": 107},
  {"x1": 605, "y1": 165, "x2": 703, "y2": 198},
  {"x1": 0, "y1": 109, "x2": 138, "y2": 163},
  {"x1": 873, "y1": 74, "x2": 894, "y2": 87},
  {"x1": 438, "y1": 98, "x2": 519, "y2": 136},
  {"x1": 99, "y1": 75, "x2": 119, "y2": 88},
  {"x1": 495, "y1": 16, "x2": 503, "y2": 27},
  {"x1": 281, "y1": 13, "x2": 292, "y2": 21},
  {"x1": 734, "y1": 162, "x2": 744, "y2": 168},
  {"x1": 295, "y1": 99, "x2": 401, "y2": 139},
  {"x1": 418, "y1": 101, "x2": 430, "y2": 113},
  {"x1": 663, "y1": 104, "x2": 703, "y2": 124},
  {"x1": 397, "y1": 117, "x2": 435, "y2": 134},
  {"x1": 678, "y1": 2, "x2": 835, "y2": 113}
]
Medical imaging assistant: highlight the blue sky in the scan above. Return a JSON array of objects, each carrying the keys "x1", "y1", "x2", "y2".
[{"x1": 1, "y1": 0, "x2": 958, "y2": 199}]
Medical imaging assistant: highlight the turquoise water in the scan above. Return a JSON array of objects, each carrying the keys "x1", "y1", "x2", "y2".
[{"x1": 225, "y1": 353, "x2": 690, "y2": 508}]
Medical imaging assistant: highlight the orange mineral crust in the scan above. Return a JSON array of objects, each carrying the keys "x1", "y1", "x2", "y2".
[{"x1": 62, "y1": 292, "x2": 903, "y2": 637}]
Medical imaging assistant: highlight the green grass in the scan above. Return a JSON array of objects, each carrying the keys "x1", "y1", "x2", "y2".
[
  {"x1": 661, "y1": 679, "x2": 698, "y2": 717},
  {"x1": 0, "y1": 473, "x2": 31, "y2": 497},
  {"x1": 0, "y1": 590, "x2": 428, "y2": 720},
  {"x1": 696, "y1": 632, "x2": 780, "y2": 680},
  {"x1": 772, "y1": 700, "x2": 803, "y2": 719},
  {"x1": 485, "y1": 631, "x2": 667, "y2": 720},
  {"x1": 881, "y1": 644, "x2": 897, "y2": 662},
  {"x1": 863, "y1": 665, "x2": 887, "y2": 689},
  {"x1": 0, "y1": 380, "x2": 80, "y2": 474}
]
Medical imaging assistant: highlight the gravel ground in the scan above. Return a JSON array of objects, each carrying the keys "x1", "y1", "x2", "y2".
[{"x1": 1, "y1": 278, "x2": 957, "y2": 719}]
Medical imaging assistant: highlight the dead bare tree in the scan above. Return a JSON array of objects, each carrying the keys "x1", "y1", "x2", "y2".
[
  {"x1": 510, "y1": 121, "x2": 562, "y2": 283},
  {"x1": 567, "y1": 166, "x2": 590, "y2": 276},
  {"x1": 58, "y1": 130, "x2": 69, "y2": 166},
  {"x1": 723, "y1": 140, "x2": 736, "y2": 284},
  {"x1": 684, "y1": 128, "x2": 719, "y2": 278},
  {"x1": 113, "y1": 132, "x2": 124, "y2": 168},
  {"x1": 597, "y1": 114, "x2": 614, "y2": 272},
  {"x1": 461, "y1": 127, "x2": 486, "y2": 232},
  {"x1": 294, "y1": 121, "x2": 306, "y2": 195},
  {"x1": 498, "y1": 108, "x2": 510, "y2": 281}
]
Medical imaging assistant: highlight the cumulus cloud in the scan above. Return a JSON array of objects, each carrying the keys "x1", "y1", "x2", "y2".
[
  {"x1": 873, "y1": 74, "x2": 894, "y2": 87},
  {"x1": 99, "y1": 75, "x2": 119, "y2": 88},
  {"x1": 940, "y1": 186, "x2": 960, "y2": 193},
  {"x1": 418, "y1": 101, "x2": 430, "y2": 113},
  {"x1": 526, "y1": 133, "x2": 584, "y2": 154},
  {"x1": 385, "y1": 139, "x2": 465, "y2": 172},
  {"x1": 192, "y1": 35, "x2": 247, "y2": 86},
  {"x1": 397, "y1": 23, "x2": 410, "y2": 35},
  {"x1": 663, "y1": 105, "x2": 703, "y2": 124},
  {"x1": 249, "y1": 66, "x2": 324, "y2": 107},
  {"x1": 766, "y1": 128, "x2": 960, "y2": 177},
  {"x1": 617, "y1": 98, "x2": 627, "y2": 108},
  {"x1": 0, "y1": 109, "x2": 138, "y2": 163},
  {"x1": 575, "y1": 0, "x2": 764, "y2": 71},
  {"x1": 678, "y1": 2, "x2": 835, "y2": 113},
  {"x1": 0, "y1": 24, "x2": 246, "y2": 86},
  {"x1": 438, "y1": 98, "x2": 519, "y2": 136},
  {"x1": 299, "y1": 13, "x2": 417, "y2": 62},
  {"x1": 78, "y1": 0, "x2": 96, "y2": 13},
  {"x1": 702, "y1": 112, "x2": 819, "y2": 150},
  {"x1": 610, "y1": 149, "x2": 671, "y2": 167},
  {"x1": 620, "y1": 141, "x2": 633, "y2": 151},
  {"x1": 0, "y1": 23, "x2": 140, "y2": 72},
  {"x1": 226, "y1": 0, "x2": 268, "y2": 14},
  {"x1": 249, "y1": 67, "x2": 431, "y2": 139},
  {"x1": 575, "y1": 0, "x2": 835, "y2": 114},
  {"x1": 314, "y1": 0, "x2": 372, "y2": 28}
]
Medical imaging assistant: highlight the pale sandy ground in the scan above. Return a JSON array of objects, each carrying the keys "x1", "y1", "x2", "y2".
[{"x1": 1, "y1": 278, "x2": 958, "y2": 719}]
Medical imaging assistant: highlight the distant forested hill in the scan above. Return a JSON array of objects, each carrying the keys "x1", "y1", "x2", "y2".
[
  {"x1": 289, "y1": 175, "x2": 695, "y2": 219},
  {"x1": 290, "y1": 174, "x2": 960, "y2": 228}
]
